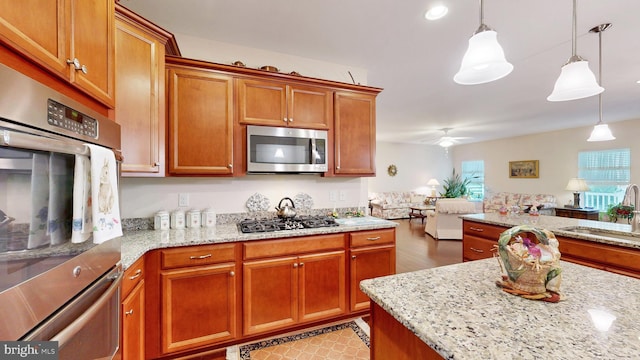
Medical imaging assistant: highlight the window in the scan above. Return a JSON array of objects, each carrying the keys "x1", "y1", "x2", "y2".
[
  {"x1": 578, "y1": 148, "x2": 630, "y2": 211},
  {"x1": 461, "y1": 160, "x2": 484, "y2": 200}
]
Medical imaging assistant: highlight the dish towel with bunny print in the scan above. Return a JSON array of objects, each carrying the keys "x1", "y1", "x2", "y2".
[{"x1": 86, "y1": 144, "x2": 122, "y2": 244}]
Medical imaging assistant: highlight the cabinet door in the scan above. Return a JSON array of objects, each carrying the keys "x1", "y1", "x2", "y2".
[
  {"x1": 161, "y1": 263, "x2": 237, "y2": 354},
  {"x1": 288, "y1": 84, "x2": 333, "y2": 129},
  {"x1": 0, "y1": 0, "x2": 68, "y2": 75},
  {"x1": 334, "y1": 91, "x2": 376, "y2": 176},
  {"x1": 237, "y1": 78, "x2": 287, "y2": 126},
  {"x1": 115, "y1": 16, "x2": 165, "y2": 176},
  {"x1": 298, "y1": 250, "x2": 346, "y2": 322},
  {"x1": 243, "y1": 256, "x2": 298, "y2": 336},
  {"x1": 122, "y1": 280, "x2": 145, "y2": 360},
  {"x1": 69, "y1": 0, "x2": 115, "y2": 106},
  {"x1": 350, "y1": 245, "x2": 395, "y2": 312},
  {"x1": 167, "y1": 67, "x2": 234, "y2": 175}
]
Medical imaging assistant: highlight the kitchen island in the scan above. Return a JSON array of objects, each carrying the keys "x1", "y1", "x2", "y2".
[{"x1": 361, "y1": 258, "x2": 640, "y2": 359}]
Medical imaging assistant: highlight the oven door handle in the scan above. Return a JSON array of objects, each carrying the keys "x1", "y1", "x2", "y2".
[
  {"x1": 1, "y1": 129, "x2": 89, "y2": 156},
  {"x1": 50, "y1": 271, "x2": 123, "y2": 347}
]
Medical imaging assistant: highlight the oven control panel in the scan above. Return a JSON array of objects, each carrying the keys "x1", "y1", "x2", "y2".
[{"x1": 47, "y1": 99, "x2": 98, "y2": 138}]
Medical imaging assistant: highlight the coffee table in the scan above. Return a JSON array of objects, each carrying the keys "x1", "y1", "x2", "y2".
[{"x1": 408, "y1": 206, "x2": 434, "y2": 224}]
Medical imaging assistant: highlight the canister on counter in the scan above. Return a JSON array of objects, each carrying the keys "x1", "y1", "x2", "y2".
[
  {"x1": 186, "y1": 209, "x2": 201, "y2": 228},
  {"x1": 170, "y1": 209, "x2": 185, "y2": 229},
  {"x1": 201, "y1": 208, "x2": 216, "y2": 227},
  {"x1": 154, "y1": 210, "x2": 170, "y2": 230}
]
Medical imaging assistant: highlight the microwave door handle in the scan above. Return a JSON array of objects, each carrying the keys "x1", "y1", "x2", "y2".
[
  {"x1": 1, "y1": 129, "x2": 89, "y2": 156},
  {"x1": 310, "y1": 138, "x2": 316, "y2": 165},
  {"x1": 49, "y1": 271, "x2": 123, "y2": 347}
]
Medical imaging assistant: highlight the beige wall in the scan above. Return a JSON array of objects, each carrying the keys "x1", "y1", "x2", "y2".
[{"x1": 451, "y1": 118, "x2": 640, "y2": 207}]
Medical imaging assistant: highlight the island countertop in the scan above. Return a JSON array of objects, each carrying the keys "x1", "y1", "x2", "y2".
[
  {"x1": 462, "y1": 213, "x2": 640, "y2": 249},
  {"x1": 120, "y1": 216, "x2": 397, "y2": 269},
  {"x1": 360, "y1": 258, "x2": 640, "y2": 359}
]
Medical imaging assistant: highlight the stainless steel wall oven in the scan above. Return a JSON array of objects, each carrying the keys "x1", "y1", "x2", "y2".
[{"x1": 0, "y1": 62, "x2": 122, "y2": 359}]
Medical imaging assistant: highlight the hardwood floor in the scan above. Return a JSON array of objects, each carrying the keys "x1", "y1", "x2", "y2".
[{"x1": 393, "y1": 219, "x2": 463, "y2": 273}]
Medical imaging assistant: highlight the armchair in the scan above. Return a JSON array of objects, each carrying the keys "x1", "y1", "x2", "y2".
[{"x1": 424, "y1": 198, "x2": 478, "y2": 240}]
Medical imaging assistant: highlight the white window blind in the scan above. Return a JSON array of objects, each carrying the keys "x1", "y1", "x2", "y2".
[
  {"x1": 461, "y1": 160, "x2": 484, "y2": 200},
  {"x1": 578, "y1": 148, "x2": 630, "y2": 211}
]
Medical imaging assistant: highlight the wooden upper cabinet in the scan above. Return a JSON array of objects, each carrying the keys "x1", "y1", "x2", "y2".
[
  {"x1": 0, "y1": 0, "x2": 115, "y2": 107},
  {"x1": 115, "y1": 5, "x2": 177, "y2": 176},
  {"x1": 333, "y1": 91, "x2": 377, "y2": 176},
  {"x1": 166, "y1": 64, "x2": 234, "y2": 175},
  {"x1": 238, "y1": 78, "x2": 332, "y2": 130}
]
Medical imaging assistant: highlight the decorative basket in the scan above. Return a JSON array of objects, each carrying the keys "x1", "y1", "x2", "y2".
[{"x1": 497, "y1": 225, "x2": 562, "y2": 296}]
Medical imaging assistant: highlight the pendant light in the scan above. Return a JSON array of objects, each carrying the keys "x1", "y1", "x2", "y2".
[
  {"x1": 587, "y1": 23, "x2": 615, "y2": 141},
  {"x1": 453, "y1": 0, "x2": 513, "y2": 85},
  {"x1": 547, "y1": 0, "x2": 603, "y2": 101}
]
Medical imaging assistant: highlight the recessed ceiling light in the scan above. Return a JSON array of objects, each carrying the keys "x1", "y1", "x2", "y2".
[{"x1": 425, "y1": 4, "x2": 448, "y2": 21}]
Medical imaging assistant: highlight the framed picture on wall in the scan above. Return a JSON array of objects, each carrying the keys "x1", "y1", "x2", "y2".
[{"x1": 509, "y1": 160, "x2": 539, "y2": 178}]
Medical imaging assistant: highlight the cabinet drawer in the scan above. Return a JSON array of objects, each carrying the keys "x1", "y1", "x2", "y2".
[
  {"x1": 244, "y1": 234, "x2": 345, "y2": 260},
  {"x1": 161, "y1": 243, "x2": 237, "y2": 270},
  {"x1": 463, "y1": 221, "x2": 506, "y2": 240},
  {"x1": 350, "y1": 228, "x2": 395, "y2": 248},
  {"x1": 122, "y1": 256, "x2": 145, "y2": 299},
  {"x1": 463, "y1": 235, "x2": 496, "y2": 261},
  {"x1": 557, "y1": 237, "x2": 640, "y2": 274}
]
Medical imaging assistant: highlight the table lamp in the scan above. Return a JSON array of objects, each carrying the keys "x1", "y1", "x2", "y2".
[
  {"x1": 566, "y1": 178, "x2": 590, "y2": 208},
  {"x1": 427, "y1": 178, "x2": 440, "y2": 197}
]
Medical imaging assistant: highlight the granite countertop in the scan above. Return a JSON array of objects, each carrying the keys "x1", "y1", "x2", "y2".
[
  {"x1": 121, "y1": 216, "x2": 397, "y2": 269},
  {"x1": 361, "y1": 258, "x2": 640, "y2": 359},
  {"x1": 462, "y1": 213, "x2": 640, "y2": 249}
]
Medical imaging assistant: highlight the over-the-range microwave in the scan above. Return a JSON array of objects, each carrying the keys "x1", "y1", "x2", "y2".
[{"x1": 247, "y1": 125, "x2": 328, "y2": 173}]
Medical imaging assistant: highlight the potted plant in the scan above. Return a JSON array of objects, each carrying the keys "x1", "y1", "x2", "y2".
[
  {"x1": 440, "y1": 169, "x2": 472, "y2": 198},
  {"x1": 606, "y1": 203, "x2": 635, "y2": 223}
]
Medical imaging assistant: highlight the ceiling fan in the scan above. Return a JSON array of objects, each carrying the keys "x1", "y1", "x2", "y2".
[{"x1": 426, "y1": 128, "x2": 471, "y2": 148}]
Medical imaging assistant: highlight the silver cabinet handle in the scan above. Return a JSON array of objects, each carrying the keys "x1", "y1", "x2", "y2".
[
  {"x1": 469, "y1": 247, "x2": 484, "y2": 253},
  {"x1": 228, "y1": 164, "x2": 233, "y2": 169},
  {"x1": 336, "y1": 166, "x2": 340, "y2": 170},
  {"x1": 289, "y1": 118, "x2": 293, "y2": 123},
  {"x1": 351, "y1": 255, "x2": 356, "y2": 260},
  {"x1": 128, "y1": 269, "x2": 142, "y2": 280},
  {"x1": 283, "y1": 117, "x2": 288, "y2": 123},
  {"x1": 299, "y1": 262, "x2": 304, "y2": 267},
  {"x1": 366, "y1": 236, "x2": 381, "y2": 241},
  {"x1": 66, "y1": 58, "x2": 87, "y2": 74},
  {"x1": 293, "y1": 263, "x2": 298, "y2": 268},
  {"x1": 230, "y1": 271, "x2": 235, "y2": 277},
  {"x1": 469, "y1": 227, "x2": 484, "y2": 232},
  {"x1": 125, "y1": 309, "x2": 134, "y2": 316},
  {"x1": 189, "y1": 254, "x2": 212, "y2": 260},
  {"x1": 153, "y1": 162, "x2": 160, "y2": 166}
]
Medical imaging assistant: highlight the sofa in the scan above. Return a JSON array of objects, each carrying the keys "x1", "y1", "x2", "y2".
[
  {"x1": 424, "y1": 198, "x2": 478, "y2": 240},
  {"x1": 483, "y1": 192, "x2": 557, "y2": 215},
  {"x1": 369, "y1": 191, "x2": 426, "y2": 219}
]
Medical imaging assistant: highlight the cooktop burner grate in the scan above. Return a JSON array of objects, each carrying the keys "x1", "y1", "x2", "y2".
[{"x1": 238, "y1": 216, "x2": 339, "y2": 233}]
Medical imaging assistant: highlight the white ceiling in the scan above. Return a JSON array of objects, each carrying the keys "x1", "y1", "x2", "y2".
[{"x1": 122, "y1": 0, "x2": 640, "y2": 146}]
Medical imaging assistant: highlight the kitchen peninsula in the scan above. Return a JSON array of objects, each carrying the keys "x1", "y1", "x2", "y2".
[{"x1": 361, "y1": 258, "x2": 640, "y2": 359}]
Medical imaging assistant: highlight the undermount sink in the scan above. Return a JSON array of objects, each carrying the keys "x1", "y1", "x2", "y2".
[{"x1": 559, "y1": 226, "x2": 640, "y2": 242}]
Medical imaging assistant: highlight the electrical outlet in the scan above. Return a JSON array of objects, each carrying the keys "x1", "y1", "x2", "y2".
[
  {"x1": 329, "y1": 191, "x2": 337, "y2": 202},
  {"x1": 339, "y1": 190, "x2": 346, "y2": 201},
  {"x1": 178, "y1": 193, "x2": 189, "y2": 207}
]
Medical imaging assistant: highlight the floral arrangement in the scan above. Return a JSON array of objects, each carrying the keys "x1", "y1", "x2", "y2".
[{"x1": 607, "y1": 203, "x2": 634, "y2": 223}]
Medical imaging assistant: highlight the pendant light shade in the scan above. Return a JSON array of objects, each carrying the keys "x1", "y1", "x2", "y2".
[
  {"x1": 548, "y1": 0, "x2": 603, "y2": 101},
  {"x1": 587, "y1": 123, "x2": 615, "y2": 141},
  {"x1": 586, "y1": 23, "x2": 615, "y2": 142},
  {"x1": 547, "y1": 59, "x2": 603, "y2": 101},
  {"x1": 453, "y1": 0, "x2": 512, "y2": 85}
]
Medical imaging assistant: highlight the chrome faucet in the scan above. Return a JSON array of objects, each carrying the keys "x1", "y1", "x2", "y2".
[{"x1": 622, "y1": 184, "x2": 640, "y2": 233}]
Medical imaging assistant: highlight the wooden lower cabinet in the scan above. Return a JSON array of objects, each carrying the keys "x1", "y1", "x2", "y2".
[
  {"x1": 243, "y1": 248, "x2": 346, "y2": 336},
  {"x1": 462, "y1": 220, "x2": 506, "y2": 261},
  {"x1": 349, "y1": 228, "x2": 396, "y2": 312},
  {"x1": 161, "y1": 262, "x2": 237, "y2": 354},
  {"x1": 122, "y1": 280, "x2": 145, "y2": 360}
]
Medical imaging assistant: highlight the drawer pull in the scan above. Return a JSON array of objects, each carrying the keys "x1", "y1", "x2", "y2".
[
  {"x1": 189, "y1": 254, "x2": 212, "y2": 260},
  {"x1": 128, "y1": 269, "x2": 142, "y2": 280},
  {"x1": 299, "y1": 262, "x2": 304, "y2": 267},
  {"x1": 125, "y1": 309, "x2": 134, "y2": 316},
  {"x1": 230, "y1": 271, "x2": 235, "y2": 277},
  {"x1": 469, "y1": 227, "x2": 484, "y2": 232},
  {"x1": 469, "y1": 247, "x2": 484, "y2": 253},
  {"x1": 351, "y1": 255, "x2": 356, "y2": 260},
  {"x1": 366, "y1": 236, "x2": 381, "y2": 241},
  {"x1": 293, "y1": 263, "x2": 298, "y2": 268}
]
